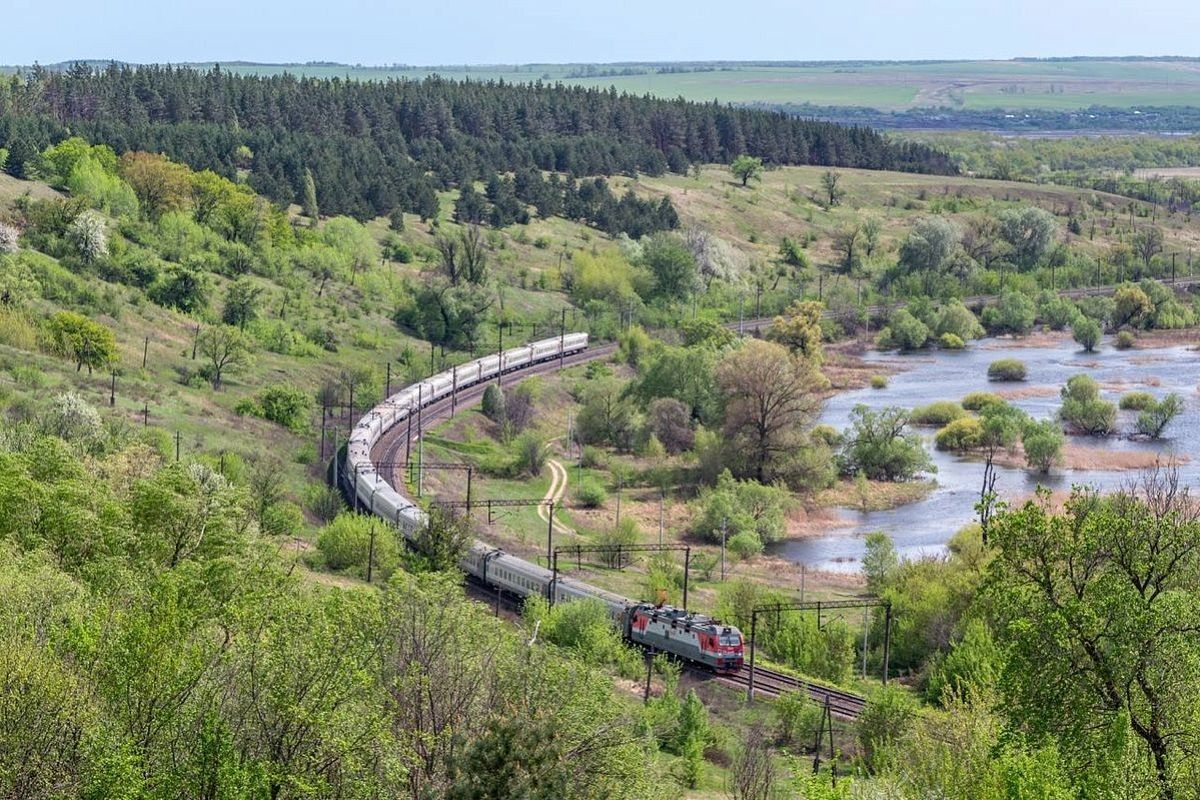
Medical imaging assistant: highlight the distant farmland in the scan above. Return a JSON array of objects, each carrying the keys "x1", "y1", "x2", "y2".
[{"x1": 202, "y1": 59, "x2": 1200, "y2": 113}]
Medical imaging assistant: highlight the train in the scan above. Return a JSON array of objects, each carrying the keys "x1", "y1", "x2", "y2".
[{"x1": 341, "y1": 331, "x2": 746, "y2": 673}]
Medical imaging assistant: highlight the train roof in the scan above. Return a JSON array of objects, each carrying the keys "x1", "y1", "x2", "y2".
[{"x1": 634, "y1": 603, "x2": 739, "y2": 634}]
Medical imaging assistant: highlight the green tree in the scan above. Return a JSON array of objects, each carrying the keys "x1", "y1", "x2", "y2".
[
  {"x1": 766, "y1": 299, "x2": 825, "y2": 363},
  {"x1": 301, "y1": 167, "x2": 319, "y2": 224},
  {"x1": 1136, "y1": 393, "x2": 1183, "y2": 439},
  {"x1": 409, "y1": 506, "x2": 473, "y2": 573},
  {"x1": 46, "y1": 311, "x2": 117, "y2": 374},
  {"x1": 820, "y1": 170, "x2": 844, "y2": 207},
  {"x1": 862, "y1": 531, "x2": 898, "y2": 594},
  {"x1": 1112, "y1": 283, "x2": 1153, "y2": 328},
  {"x1": 1071, "y1": 316, "x2": 1102, "y2": 352},
  {"x1": 1059, "y1": 374, "x2": 1116, "y2": 435},
  {"x1": 1021, "y1": 418, "x2": 1064, "y2": 474},
  {"x1": 839, "y1": 405, "x2": 932, "y2": 482},
  {"x1": 221, "y1": 277, "x2": 263, "y2": 330},
  {"x1": 988, "y1": 478, "x2": 1200, "y2": 798},
  {"x1": 730, "y1": 154, "x2": 764, "y2": 187},
  {"x1": 998, "y1": 206, "x2": 1057, "y2": 268},
  {"x1": 643, "y1": 232, "x2": 699, "y2": 299},
  {"x1": 196, "y1": 325, "x2": 252, "y2": 389}
]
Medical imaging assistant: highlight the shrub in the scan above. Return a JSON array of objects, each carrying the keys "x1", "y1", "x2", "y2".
[
  {"x1": 1136, "y1": 394, "x2": 1183, "y2": 439},
  {"x1": 580, "y1": 445, "x2": 607, "y2": 469},
  {"x1": 692, "y1": 469, "x2": 789, "y2": 545},
  {"x1": 316, "y1": 513, "x2": 400, "y2": 579},
  {"x1": 256, "y1": 384, "x2": 312, "y2": 433},
  {"x1": 512, "y1": 433, "x2": 546, "y2": 477},
  {"x1": 726, "y1": 531, "x2": 764, "y2": 560},
  {"x1": 481, "y1": 383, "x2": 505, "y2": 422},
  {"x1": 1022, "y1": 418, "x2": 1064, "y2": 473},
  {"x1": 839, "y1": 405, "x2": 932, "y2": 481},
  {"x1": 935, "y1": 417, "x2": 983, "y2": 452},
  {"x1": 982, "y1": 292, "x2": 1036, "y2": 335},
  {"x1": 1059, "y1": 374, "x2": 1116, "y2": 435},
  {"x1": 938, "y1": 332, "x2": 965, "y2": 350},
  {"x1": 1115, "y1": 330, "x2": 1136, "y2": 349},
  {"x1": 647, "y1": 397, "x2": 694, "y2": 453},
  {"x1": 961, "y1": 391, "x2": 1003, "y2": 411},
  {"x1": 987, "y1": 358, "x2": 1027, "y2": 382},
  {"x1": 885, "y1": 309, "x2": 929, "y2": 351},
  {"x1": 575, "y1": 478, "x2": 608, "y2": 508},
  {"x1": 1036, "y1": 291, "x2": 1080, "y2": 330},
  {"x1": 910, "y1": 401, "x2": 965, "y2": 427},
  {"x1": 870, "y1": 374, "x2": 888, "y2": 389},
  {"x1": 1072, "y1": 316, "x2": 1102, "y2": 352},
  {"x1": 933, "y1": 300, "x2": 984, "y2": 341},
  {"x1": 1119, "y1": 391, "x2": 1156, "y2": 411},
  {"x1": 857, "y1": 686, "x2": 917, "y2": 771}
]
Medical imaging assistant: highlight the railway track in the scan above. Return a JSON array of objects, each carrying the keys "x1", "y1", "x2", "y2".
[{"x1": 714, "y1": 665, "x2": 867, "y2": 718}]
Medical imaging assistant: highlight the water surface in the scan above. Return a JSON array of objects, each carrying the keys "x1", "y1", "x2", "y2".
[{"x1": 769, "y1": 335, "x2": 1200, "y2": 571}]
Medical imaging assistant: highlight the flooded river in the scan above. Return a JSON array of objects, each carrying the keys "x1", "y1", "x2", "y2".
[{"x1": 769, "y1": 335, "x2": 1200, "y2": 571}]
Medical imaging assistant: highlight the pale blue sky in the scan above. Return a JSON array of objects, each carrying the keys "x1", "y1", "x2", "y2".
[{"x1": 5, "y1": 0, "x2": 1199, "y2": 65}]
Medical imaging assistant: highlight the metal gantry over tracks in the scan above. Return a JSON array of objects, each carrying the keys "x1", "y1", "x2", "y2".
[{"x1": 746, "y1": 598, "x2": 893, "y2": 702}]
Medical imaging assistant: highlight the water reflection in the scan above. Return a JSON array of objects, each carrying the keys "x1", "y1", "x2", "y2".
[{"x1": 768, "y1": 335, "x2": 1199, "y2": 571}]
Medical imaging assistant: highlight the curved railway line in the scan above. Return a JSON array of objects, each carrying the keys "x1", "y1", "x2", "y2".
[{"x1": 356, "y1": 275, "x2": 1196, "y2": 721}]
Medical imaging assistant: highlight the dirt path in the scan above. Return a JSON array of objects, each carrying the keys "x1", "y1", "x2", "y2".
[{"x1": 537, "y1": 457, "x2": 575, "y2": 535}]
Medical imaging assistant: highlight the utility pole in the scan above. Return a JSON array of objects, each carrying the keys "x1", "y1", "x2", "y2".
[
  {"x1": 174, "y1": 431, "x2": 181, "y2": 462},
  {"x1": 861, "y1": 606, "x2": 869, "y2": 680},
  {"x1": 658, "y1": 487, "x2": 665, "y2": 546},
  {"x1": 720, "y1": 517, "x2": 728, "y2": 581},
  {"x1": 142, "y1": 336, "x2": 149, "y2": 369},
  {"x1": 109, "y1": 371, "x2": 116, "y2": 406},
  {"x1": 495, "y1": 322, "x2": 503, "y2": 385},
  {"x1": 142, "y1": 403, "x2": 149, "y2": 427},
  {"x1": 559, "y1": 307, "x2": 566, "y2": 370},
  {"x1": 385, "y1": 361, "x2": 391, "y2": 397},
  {"x1": 615, "y1": 476, "x2": 623, "y2": 527}
]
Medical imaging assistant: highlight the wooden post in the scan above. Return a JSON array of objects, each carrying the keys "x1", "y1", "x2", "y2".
[
  {"x1": 174, "y1": 431, "x2": 181, "y2": 462},
  {"x1": 142, "y1": 336, "x2": 149, "y2": 369},
  {"x1": 109, "y1": 371, "x2": 116, "y2": 406},
  {"x1": 882, "y1": 602, "x2": 893, "y2": 686}
]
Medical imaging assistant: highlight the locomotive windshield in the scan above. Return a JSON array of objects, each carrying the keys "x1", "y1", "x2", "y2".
[{"x1": 720, "y1": 633, "x2": 741, "y2": 646}]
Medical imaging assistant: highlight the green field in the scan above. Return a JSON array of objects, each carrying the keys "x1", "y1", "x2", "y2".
[{"x1": 200, "y1": 59, "x2": 1200, "y2": 112}]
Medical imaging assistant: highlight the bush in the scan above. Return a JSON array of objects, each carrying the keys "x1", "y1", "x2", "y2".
[
  {"x1": 481, "y1": 383, "x2": 505, "y2": 422},
  {"x1": 1037, "y1": 291, "x2": 1080, "y2": 330},
  {"x1": 1059, "y1": 374, "x2": 1116, "y2": 436},
  {"x1": 885, "y1": 309, "x2": 929, "y2": 351},
  {"x1": 512, "y1": 433, "x2": 546, "y2": 477},
  {"x1": 726, "y1": 531, "x2": 764, "y2": 560},
  {"x1": 575, "y1": 478, "x2": 608, "y2": 508},
  {"x1": 256, "y1": 384, "x2": 312, "y2": 433},
  {"x1": 1115, "y1": 330, "x2": 1136, "y2": 350},
  {"x1": 1119, "y1": 391, "x2": 1156, "y2": 411},
  {"x1": 1072, "y1": 316, "x2": 1102, "y2": 352},
  {"x1": 870, "y1": 374, "x2": 888, "y2": 389},
  {"x1": 839, "y1": 405, "x2": 932, "y2": 481},
  {"x1": 982, "y1": 292, "x2": 1036, "y2": 335},
  {"x1": 910, "y1": 401, "x2": 965, "y2": 427},
  {"x1": 1022, "y1": 418, "x2": 1064, "y2": 473},
  {"x1": 692, "y1": 469, "x2": 789, "y2": 545},
  {"x1": 1135, "y1": 394, "x2": 1183, "y2": 439},
  {"x1": 316, "y1": 513, "x2": 400, "y2": 579},
  {"x1": 857, "y1": 686, "x2": 917, "y2": 771},
  {"x1": 938, "y1": 332, "x2": 965, "y2": 350},
  {"x1": 933, "y1": 300, "x2": 984, "y2": 342},
  {"x1": 961, "y1": 391, "x2": 1003, "y2": 411},
  {"x1": 987, "y1": 358, "x2": 1027, "y2": 382},
  {"x1": 935, "y1": 417, "x2": 983, "y2": 452}
]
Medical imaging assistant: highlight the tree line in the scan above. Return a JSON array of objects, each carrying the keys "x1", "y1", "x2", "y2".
[{"x1": 0, "y1": 64, "x2": 955, "y2": 224}]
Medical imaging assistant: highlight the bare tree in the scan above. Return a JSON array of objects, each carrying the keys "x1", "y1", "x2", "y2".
[{"x1": 726, "y1": 725, "x2": 778, "y2": 800}]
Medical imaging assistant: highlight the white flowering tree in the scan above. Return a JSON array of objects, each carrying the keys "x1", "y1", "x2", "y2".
[
  {"x1": 66, "y1": 210, "x2": 109, "y2": 264},
  {"x1": 0, "y1": 221, "x2": 19, "y2": 254}
]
